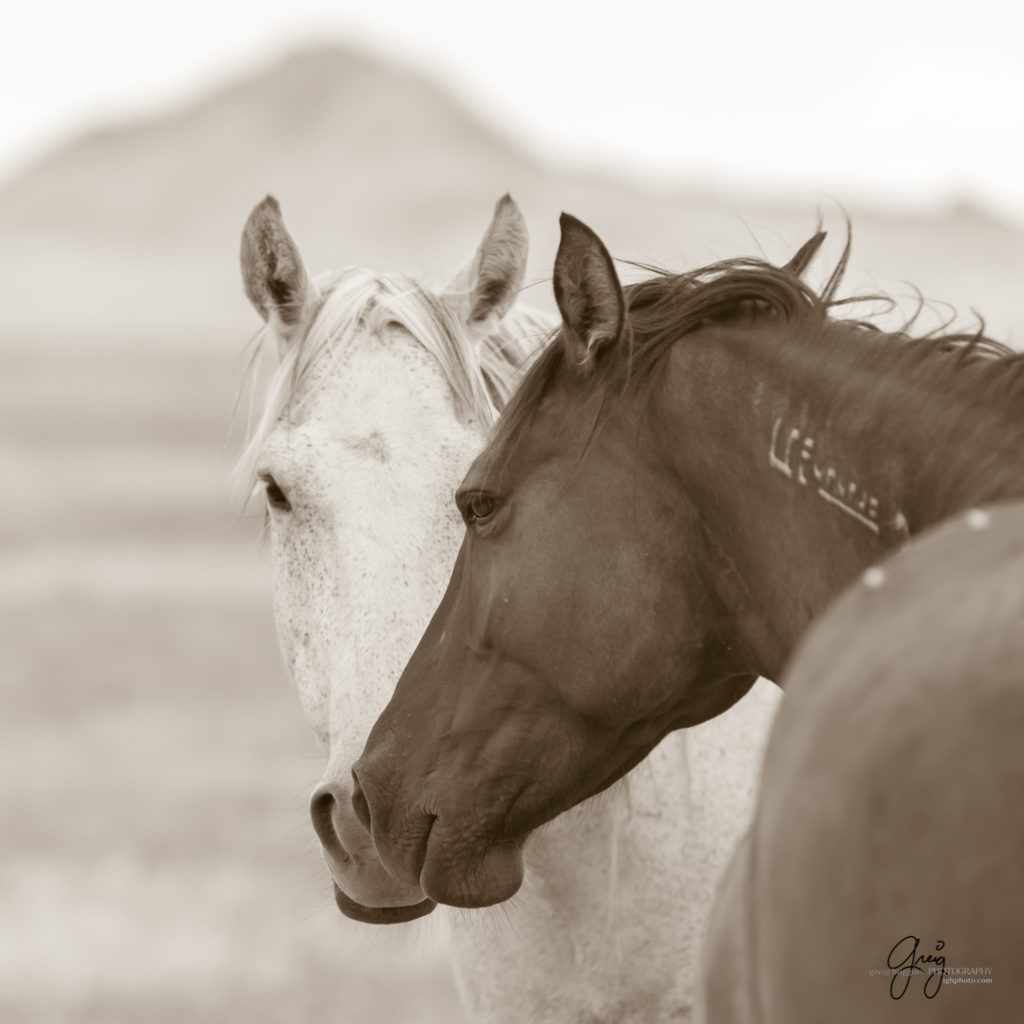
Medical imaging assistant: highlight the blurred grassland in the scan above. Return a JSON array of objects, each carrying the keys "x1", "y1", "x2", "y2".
[{"x1": 0, "y1": 342, "x2": 469, "y2": 1024}]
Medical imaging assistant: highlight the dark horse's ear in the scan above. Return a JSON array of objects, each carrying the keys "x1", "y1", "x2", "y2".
[
  {"x1": 240, "y1": 195, "x2": 320, "y2": 349},
  {"x1": 553, "y1": 213, "x2": 625, "y2": 375},
  {"x1": 782, "y1": 229, "x2": 827, "y2": 278}
]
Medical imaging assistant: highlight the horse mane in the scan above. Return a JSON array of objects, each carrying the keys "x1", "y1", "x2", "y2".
[
  {"x1": 490, "y1": 228, "x2": 1021, "y2": 463},
  {"x1": 235, "y1": 266, "x2": 551, "y2": 491}
]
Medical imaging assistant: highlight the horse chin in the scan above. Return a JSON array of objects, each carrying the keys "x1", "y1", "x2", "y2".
[
  {"x1": 419, "y1": 842, "x2": 525, "y2": 909},
  {"x1": 332, "y1": 884, "x2": 437, "y2": 924}
]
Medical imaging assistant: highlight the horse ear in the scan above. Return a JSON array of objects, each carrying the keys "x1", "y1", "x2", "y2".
[
  {"x1": 443, "y1": 194, "x2": 528, "y2": 344},
  {"x1": 782, "y1": 229, "x2": 827, "y2": 278},
  {"x1": 553, "y1": 213, "x2": 625, "y2": 375},
  {"x1": 240, "y1": 196, "x2": 320, "y2": 348}
]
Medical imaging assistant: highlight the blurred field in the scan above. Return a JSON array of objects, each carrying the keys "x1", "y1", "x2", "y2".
[{"x1": 0, "y1": 343, "x2": 468, "y2": 1024}]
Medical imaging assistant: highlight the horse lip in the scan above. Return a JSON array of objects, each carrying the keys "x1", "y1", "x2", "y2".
[{"x1": 332, "y1": 884, "x2": 436, "y2": 924}]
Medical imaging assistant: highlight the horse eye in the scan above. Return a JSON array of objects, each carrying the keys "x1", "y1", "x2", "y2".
[
  {"x1": 259, "y1": 473, "x2": 291, "y2": 512},
  {"x1": 463, "y1": 492, "x2": 498, "y2": 524}
]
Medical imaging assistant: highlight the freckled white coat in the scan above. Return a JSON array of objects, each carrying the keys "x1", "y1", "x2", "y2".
[{"x1": 240, "y1": 194, "x2": 780, "y2": 1023}]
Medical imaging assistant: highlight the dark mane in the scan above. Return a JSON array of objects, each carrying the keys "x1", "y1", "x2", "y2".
[{"x1": 490, "y1": 228, "x2": 1022, "y2": 465}]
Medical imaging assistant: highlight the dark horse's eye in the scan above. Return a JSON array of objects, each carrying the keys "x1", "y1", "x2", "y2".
[
  {"x1": 259, "y1": 473, "x2": 291, "y2": 512},
  {"x1": 461, "y1": 491, "x2": 499, "y2": 526}
]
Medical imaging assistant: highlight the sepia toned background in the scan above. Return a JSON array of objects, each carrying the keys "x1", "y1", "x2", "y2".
[{"x1": 3, "y1": 3, "x2": 1023, "y2": 1021}]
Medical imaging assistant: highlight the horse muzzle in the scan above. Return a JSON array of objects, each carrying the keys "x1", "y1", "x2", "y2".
[
  {"x1": 350, "y1": 757, "x2": 527, "y2": 908},
  {"x1": 310, "y1": 778, "x2": 436, "y2": 923}
]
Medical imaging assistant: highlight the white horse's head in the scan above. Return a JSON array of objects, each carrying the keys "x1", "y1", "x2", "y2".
[{"x1": 238, "y1": 195, "x2": 550, "y2": 923}]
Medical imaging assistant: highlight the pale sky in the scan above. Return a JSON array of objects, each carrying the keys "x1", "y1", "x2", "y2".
[{"x1": 5, "y1": 0, "x2": 1024, "y2": 219}]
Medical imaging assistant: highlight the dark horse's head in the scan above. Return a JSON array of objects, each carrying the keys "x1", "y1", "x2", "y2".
[{"x1": 351, "y1": 214, "x2": 764, "y2": 908}]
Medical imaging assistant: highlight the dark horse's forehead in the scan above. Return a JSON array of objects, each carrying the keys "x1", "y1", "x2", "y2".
[
  {"x1": 463, "y1": 333, "x2": 576, "y2": 492},
  {"x1": 459, "y1": 443, "x2": 498, "y2": 495}
]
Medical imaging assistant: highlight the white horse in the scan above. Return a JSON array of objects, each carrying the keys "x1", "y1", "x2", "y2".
[{"x1": 238, "y1": 194, "x2": 780, "y2": 1022}]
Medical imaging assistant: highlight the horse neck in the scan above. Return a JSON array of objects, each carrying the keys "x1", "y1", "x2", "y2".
[{"x1": 656, "y1": 320, "x2": 1024, "y2": 681}]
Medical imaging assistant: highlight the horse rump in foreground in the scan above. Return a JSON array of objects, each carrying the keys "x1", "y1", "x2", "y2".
[
  {"x1": 238, "y1": 195, "x2": 778, "y2": 1022},
  {"x1": 351, "y1": 212, "x2": 1024, "y2": 1016},
  {"x1": 703, "y1": 501, "x2": 1024, "y2": 1022}
]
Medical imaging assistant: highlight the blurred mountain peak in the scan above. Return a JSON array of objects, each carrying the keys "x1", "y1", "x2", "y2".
[
  {"x1": 0, "y1": 42, "x2": 537, "y2": 244},
  {"x1": 251, "y1": 41, "x2": 413, "y2": 86},
  {"x1": 1, "y1": 42, "x2": 1021, "y2": 352},
  {"x1": 0, "y1": 42, "x2": 555, "y2": 347}
]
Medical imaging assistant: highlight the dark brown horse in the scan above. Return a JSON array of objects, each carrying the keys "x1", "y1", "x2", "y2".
[
  {"x1": 701, "y1": 500, "x2": 1024, "y2": 1021},
  {"x1": 352, "y1": 214, "x2": 1024, "y2": 950}
]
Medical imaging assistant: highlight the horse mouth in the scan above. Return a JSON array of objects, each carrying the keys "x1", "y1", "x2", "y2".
[
  {"x1": 332, "y1": 883, "x2": 436, "y2": 924},
  {"x1": 418, "y1": 830, "x2": 527, "y2": 908}
]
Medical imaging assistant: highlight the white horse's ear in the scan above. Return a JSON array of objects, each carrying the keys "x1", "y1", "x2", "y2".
[
  {"x1": 553, "y1": 212, "x2": 625, "y2": 375},
  {"x1": 443, "y1": 194, "x2": 528, "y2": 345},
  {"x1": 240, "y1": 196, "x2": 320, "y2": 348}
]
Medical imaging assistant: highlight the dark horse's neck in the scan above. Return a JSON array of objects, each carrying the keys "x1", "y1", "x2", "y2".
[{"x1": 659, "y1": 315, "x2": 1024, "y2": 682}]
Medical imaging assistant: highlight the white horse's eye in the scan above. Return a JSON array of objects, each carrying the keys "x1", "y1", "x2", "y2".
[{"x1": 259, "y1": 472, "x2": 292, "y2": 512}]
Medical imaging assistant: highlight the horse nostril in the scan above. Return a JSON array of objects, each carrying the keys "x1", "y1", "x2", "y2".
[
  {"x1": 351, "y1": 771, "x2": 372, "y2": 833},
  {"x1": 310, "y1": 788, "x2": 351, "y2": 865}
]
